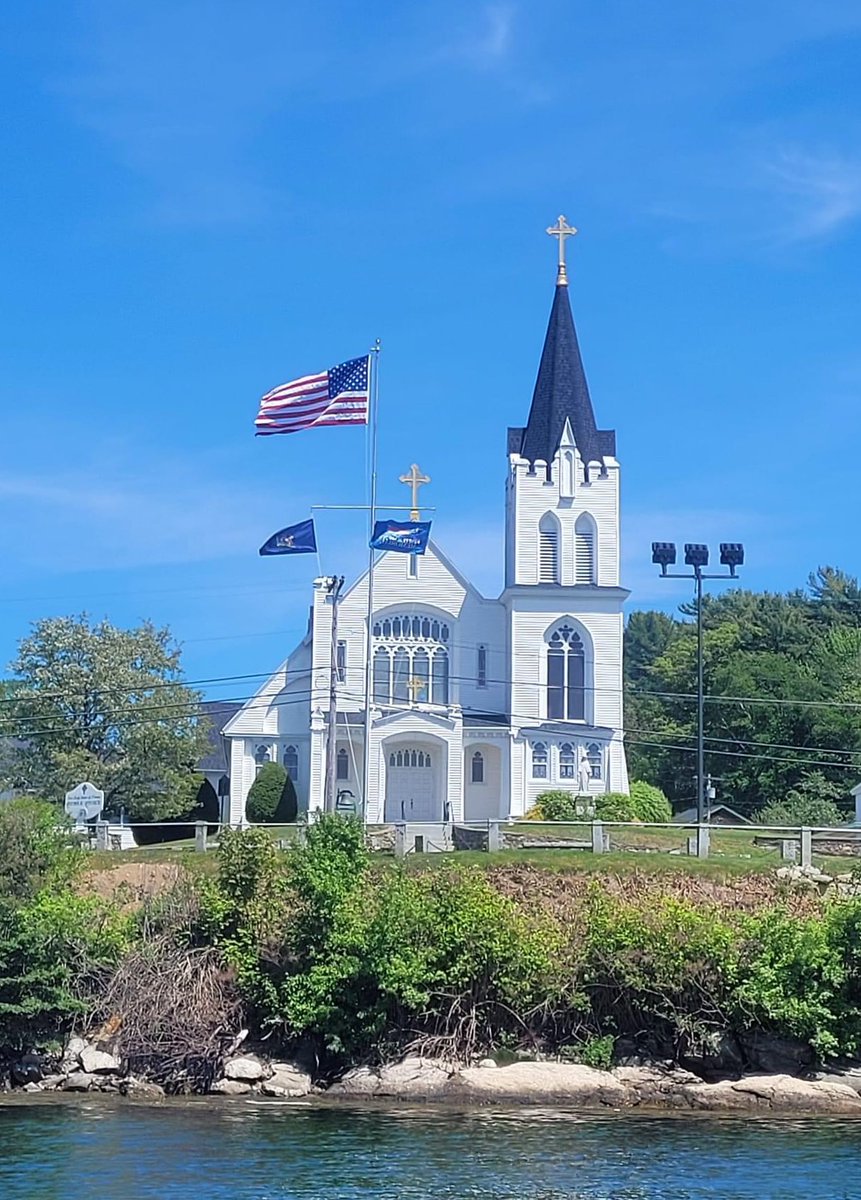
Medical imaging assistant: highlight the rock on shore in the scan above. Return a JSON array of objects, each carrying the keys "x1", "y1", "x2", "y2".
[{"x1": 325, "y1": 1056, "x2": 861, "y2": 1114}]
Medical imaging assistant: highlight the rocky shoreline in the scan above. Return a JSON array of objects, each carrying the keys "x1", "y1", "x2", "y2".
[{"x1": 7, "y1": 1038, "x2": 861, "y2": 1114}]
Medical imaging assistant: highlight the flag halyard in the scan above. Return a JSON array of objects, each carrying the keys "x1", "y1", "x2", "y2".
[{"x1": 255, "y1": 355, "x2": 370, "y2": 435}]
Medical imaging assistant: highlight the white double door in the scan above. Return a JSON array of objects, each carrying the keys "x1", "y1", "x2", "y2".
[{"x1": 385, "y1": 747, "x2": 438, "y2": 822}]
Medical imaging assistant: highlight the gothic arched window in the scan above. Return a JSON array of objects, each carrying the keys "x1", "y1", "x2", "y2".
[
  {"x1": 559, "y1": 743, "x2": 576, "y2": 779},
  {"x1": 547, "y1": 623, "x2": 586, "y2": 721},
  {"x1": 575, "y1": 513, "x2": 597, "y2": 585},
  {"x1": 532, "y1": 742, "x2": 548, "y2": 779},
  {"x1": 282, "y1": 745, "x2": 299, "y2": 782},
  {"x1": 587, "y1": 743, "x2": 602, "y2": 780},
  {"x1": 370, "y1": 613, "x2": 450, "y2": 706},
  {"x1": 336, "y1": 747, "x2": 349, "y2": 780},
  {"x1": 538, "y1": 513, "x2": 560, "y2": 584},
  {"x1": 471, "y1": 751, "x2": 484, "y2": 784}
]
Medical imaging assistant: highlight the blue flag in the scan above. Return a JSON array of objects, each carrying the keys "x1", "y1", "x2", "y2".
[
  {"x1": 259, "y1": 519, "x2": 317, "y2": 556},
  {"x1": 369, "y1": 520, "x2": 431, "y2": 554}
]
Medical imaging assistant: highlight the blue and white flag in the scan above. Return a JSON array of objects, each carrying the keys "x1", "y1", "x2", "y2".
[
  {"x1": 259, "y1": 519, "x2": 317, "y2": 556},
  {"x1": 369, "y1": 520, "x2": 431, "y2": 555}
]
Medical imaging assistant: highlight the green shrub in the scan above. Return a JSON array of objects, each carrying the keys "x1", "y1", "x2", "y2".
[
  {"x1": 0, "y1": 799, "x2": 79, "y2": 899},
  {"x1": 245, "y1": 762, "x2": 297, "y2": 824},
  {"x1": 0, "y1": 899, "x2": 85, "y2": 1051},
  {"x1": 595, "y1": 792, "x2": 637, "y2": 821},
  {"x1": 629, "y1": 780, "x2": 672, "y2": 823},
  {"x1": 536, "y1": 791, "x2": 593, "y2": 821},
  {"x1": 562, "y1": 1033, "x2": 615, "y2": 1070}
]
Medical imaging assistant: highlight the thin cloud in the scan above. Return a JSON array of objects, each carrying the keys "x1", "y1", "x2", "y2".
[
  {"x1": 766, "y1": 148, "x2": 861, "y2": 242},
  {"x1": 441, "y1": 3, "x2": 516, "y2": 69}
]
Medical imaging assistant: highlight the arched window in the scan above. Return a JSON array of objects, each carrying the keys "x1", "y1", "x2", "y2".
[
  {"x1": 371, "y1": 613, "x2": 450, "y2": 705},
  {"x1": 282, "y1": 745, "x2": 299, "y2": 781},
  {"x1": 575, "y1": 513, "x2": 596, "y2": 584},
  {"x1": 532, "y1": 742, "x2": 548, "y2": 779},
  {"x1": 538, "y1": 513, "x2": 559, "y2": 584},
  {"x1": 471, "y1": 751, "x2": 484, "y2": 784},
  {"x1": 587, "y1": 743, "x2": 602, "y2": 780},
  {"x1": 336, "y1": 748, "x2": 349, "y2": 780},
  {"x1": 559, "y1": 743, "x2": 575, "y2": 779},
  {"x1": 254, "y1": 744, "x2": 271, "y2": 764},
  {"x1": 547, "y1": 623, "x2": 586, "y2": 721}
]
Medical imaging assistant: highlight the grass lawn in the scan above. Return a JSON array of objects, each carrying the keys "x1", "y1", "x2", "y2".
[{"x1": 83, "y1": 821, "x2": 858, "y2": 882}]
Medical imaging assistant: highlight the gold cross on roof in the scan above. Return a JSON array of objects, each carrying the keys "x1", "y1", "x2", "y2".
[
  {"x1": 546, "y1": 214, "x2": 578, "y2": 285},
  {"x1": 399, "y1": 463, "x2": 430, "y2": 520}
]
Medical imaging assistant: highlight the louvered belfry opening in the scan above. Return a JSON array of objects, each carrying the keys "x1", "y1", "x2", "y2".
[
  {"x1": 575, "y1": 513, "x2": 596, "y2": 584},
  {"x1": 538, "y1": 514, "x2": 560, "y2": 583}
]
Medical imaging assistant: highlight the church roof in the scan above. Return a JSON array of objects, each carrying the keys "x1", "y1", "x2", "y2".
[{"x1": 512, "y1": 282, "x2": 615, "y2": 469}]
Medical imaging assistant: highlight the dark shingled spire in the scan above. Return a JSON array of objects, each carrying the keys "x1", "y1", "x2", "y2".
[{"x1": 514, "y1": 283, "x2": 615, "y2": 471}]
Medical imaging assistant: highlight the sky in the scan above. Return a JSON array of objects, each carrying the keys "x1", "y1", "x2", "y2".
[{"x1": 1, "y1": 0, "x2": 861, "y2": 701}]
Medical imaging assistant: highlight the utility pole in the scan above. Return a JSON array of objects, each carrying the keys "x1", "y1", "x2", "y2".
[
  {"x1": 325, "y1": 575, "x2": 344, "y2": 813},
  {"x1": 651, "y1": 542, "x2": 744, "y2": 824}
]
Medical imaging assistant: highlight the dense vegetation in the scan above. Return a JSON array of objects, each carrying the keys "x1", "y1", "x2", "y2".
[
  {"x1": 625, "y1": 567, "x2": 861, "y2": 817},
  {"x1": 5, "y1": 806, "x2": 861, "y2": 1085}
]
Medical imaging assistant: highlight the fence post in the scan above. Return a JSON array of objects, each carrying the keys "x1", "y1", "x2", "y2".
[
  {"x1": 591, "y1": 821, "x2": 604, "y2": 854},
  {"x1": 696, "y1": 823, "x2": 710, "y2": 859},
  {"x1": 195, "y1": 821, "x2": 207, "y2": 853},
  {"x1": 95, "y1": 821, "x2": 109, "y2": 851},
  {"x1": 800, "y1": 826, "x2": 813, "y2": 868},
  {"x1": 394, "y1": 823, "x2": 407, "y2": 860},
  {"x1": 487, "y1": 819, "x2": 502, "y2": 853}
]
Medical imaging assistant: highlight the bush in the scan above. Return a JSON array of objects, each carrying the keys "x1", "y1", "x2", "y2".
[
  {"x1": 595, "y1": 792, "x2": 637, "y2": 821},
  {"x1": 0, "y1": 799, "x2": 79, "y2": 898},
  {"x1": 536, "y1": 791, "x2": 593, "y2": 821},
  {"x1": 246, "y1": 762, "x2": 297, "y2": 824},
  {"x1": 758, "y1": 770, "x2": 846, "y2": 828},
  {"x1": 629, "y1": 780, "x2": 672, "y2": 823}
]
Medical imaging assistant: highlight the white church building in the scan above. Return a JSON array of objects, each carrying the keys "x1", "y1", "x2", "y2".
[{"x1": 223, "y1": 224, "x2": 630, "y2": 824}]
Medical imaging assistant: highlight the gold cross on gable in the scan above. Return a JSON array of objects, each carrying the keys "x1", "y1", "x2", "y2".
[
  {"x1": 546, "y1": 214, "x2": 578, "y2": 285},
  {"x1": 399, "y1": 462, "x2": 431, "y2": 520},
  {"x1": 407, "y1": 675, "x2": 427, "y2": 703}
]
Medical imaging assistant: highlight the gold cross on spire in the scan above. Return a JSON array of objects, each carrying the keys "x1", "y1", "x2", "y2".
[
  {"x1": 546, "y1": 214, "x2": 578, "y2": 286},
  {"x1": 399, "y1": 463, "x2": 430, "y2": 520}
]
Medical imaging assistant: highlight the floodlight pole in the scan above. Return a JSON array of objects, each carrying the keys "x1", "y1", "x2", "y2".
[{"x1": 654, "y1": 558, "x2": 741, "y2": 824}]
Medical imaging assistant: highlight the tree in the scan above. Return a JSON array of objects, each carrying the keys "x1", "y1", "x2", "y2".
[
  {"x1": 245, "y1": 761, "x2": 297, "y2": 823},
  {"x1": 5, "y1": 615, "x2": 211, "y2": 821},
  {"x1": 625, "y1": 569, "x2": 861, "y2": 816}
]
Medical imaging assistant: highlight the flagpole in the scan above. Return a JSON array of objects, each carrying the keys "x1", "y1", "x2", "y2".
[{"x1": 361, "y1": 340, "x2": 381, "y2": 822}]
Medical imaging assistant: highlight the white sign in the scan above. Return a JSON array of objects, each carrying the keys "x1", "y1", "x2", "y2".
[{"x1": 64, "y1": 781, "x2": 105, "y2": 822}]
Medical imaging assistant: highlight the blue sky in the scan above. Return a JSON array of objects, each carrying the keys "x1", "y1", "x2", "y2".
[{"x1": 1, "y1": 0, "x2": 860, "y2": 699}]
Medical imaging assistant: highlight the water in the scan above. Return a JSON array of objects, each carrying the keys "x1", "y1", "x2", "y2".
[{"x1": 1, "y1": 1098, "x2": 860, "y2": 1199}]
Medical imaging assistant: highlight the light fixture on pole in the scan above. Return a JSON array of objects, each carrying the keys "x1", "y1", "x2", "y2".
[{"x1": 650, "y1": 540, "x2": 745, "y2": 824}]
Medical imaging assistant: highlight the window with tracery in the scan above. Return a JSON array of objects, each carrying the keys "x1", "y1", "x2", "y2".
[
  {"x1": 371, "y1": 613, "x2": 450, "y2": 705},
  {"x1": 547, "y1": 623, "x2": 586, "y2": 721},
  {"x1": 388, "y1": 749, "x2": 432, "y2": 768},
  {"x1": 587, "y1": 742, "x2": 602, "y2": 780},
  {"x1": 471, "y1": 751, "x2": 484, "y2": 783},
  {"x1": 282, "y1": 744, "x2": 299, "y2": 781},
  {"x1": 532, "y1": 741, "x2": 548, "y2": 779},
  {"x1": 559, "y1": 743, "x2": 576, "y2": 779},
  {"x1": 336, "y1": 747, "x2": 349, "y2": 780}
]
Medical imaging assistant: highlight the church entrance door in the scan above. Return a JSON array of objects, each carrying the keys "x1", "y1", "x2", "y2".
[{"x1": 384, "y1": 746, "x2": 438, "y2": 822}]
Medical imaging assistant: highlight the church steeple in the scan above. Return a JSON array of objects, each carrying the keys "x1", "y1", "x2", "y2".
[{"x1": 515, "y1": 219, "x2": 615, "y2": 472}]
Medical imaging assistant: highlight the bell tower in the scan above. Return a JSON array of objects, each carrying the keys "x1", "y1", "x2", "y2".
[{"x1": 502, "y1": 218, "x2": 629, "y2": 801}]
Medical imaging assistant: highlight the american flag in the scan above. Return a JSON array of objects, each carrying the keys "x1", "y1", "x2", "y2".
[{"x1": 255, "y1": 355, "x2": 370, "y2": 436}]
